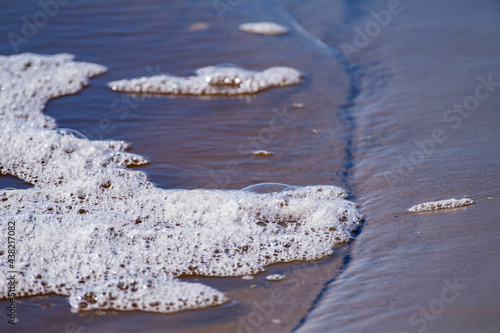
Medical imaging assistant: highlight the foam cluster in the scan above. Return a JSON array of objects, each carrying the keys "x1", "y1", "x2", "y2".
[
  {"x1": 408, "y1": 198, "x2": 475, "y2": 212},
  {"x1": 253, "y1": 150, "x2": 274, "y2": 156},
  {"x1": 108, "y1": 64, "x2": 302, "y2": 96},
  {"x1": 239, "y1": 22, "x2": 288, "y2": 35},
  {"x1": 266, "y1": 274, "x2": 286, "y2": 281},
  {"x1": 0, "y1": 53, "x2": 362, "y2": 314},
  {"x1": 0, "y1": 53, "x2": 106, "y2": 129}
]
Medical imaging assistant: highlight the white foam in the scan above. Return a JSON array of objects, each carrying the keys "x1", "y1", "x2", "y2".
[
  {"x1": 253, "y1": 150, "x2": 274, "y2": 156},
  {"x1": 266, "y1": 274, "x2": 286, "y2": 281},
  {"x1": 239, "y1": 22, "x2": 288, "y2": 35},
  {"x1": 0, "y1": 53, "x2": 362, "y2": 314},
  {"x1": 408, "y1": 198, "x2": 475, "y2": 212},
  {"x1": 108, "y1": 64, "x2": 302, "y2": 96},
  {"x1": 0, "y1": 53, "x2": 106, "y2": 129},
  {"x1": 291, "y1": 103, "x2": 305, "y2": 109}
]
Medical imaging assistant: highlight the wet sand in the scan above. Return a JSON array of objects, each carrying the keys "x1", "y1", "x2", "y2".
[{"x1": 293, "y1": 0, "x2": 500, "y2": 332}]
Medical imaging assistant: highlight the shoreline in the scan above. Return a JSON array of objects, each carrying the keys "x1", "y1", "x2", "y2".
[{"x1": 297, "y1": 0, "x2": 500, "y2": 332}]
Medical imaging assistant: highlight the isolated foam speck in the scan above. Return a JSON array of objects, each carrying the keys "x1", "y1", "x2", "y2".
[
  {"x1": 239, "y1": 22, "x2": 288, "y2": 35},
  {"x1": 408, "y1": 198, "x2": 475, "y2": 212},
  {"x1": 266, "y1": 274, "x2": 286, "y2": 281},
  {"x1": 291, "y1": 102, "x2": 305, "y2": 109},
  {"x1": 108, "y1": 64, "x2": 301, "y2": 96},
  {"x1": 253, "y1": 150, "x2": 274, "y2": 156},
  {"x1": 0, "y1": 53, "x2": 362, "y2": 314}
]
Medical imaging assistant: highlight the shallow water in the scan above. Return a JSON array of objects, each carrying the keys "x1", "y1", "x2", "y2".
[
  {"x1": 0, "y1": 0, "x2": 356, "y2": 332},
  {"x1": 0, "y1": 0, "x2": 351, "y2": 192}
]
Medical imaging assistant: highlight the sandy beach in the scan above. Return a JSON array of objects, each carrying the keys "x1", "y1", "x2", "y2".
[{"x1": 1, "y1": 0, "x2": 499, "y2": 332}]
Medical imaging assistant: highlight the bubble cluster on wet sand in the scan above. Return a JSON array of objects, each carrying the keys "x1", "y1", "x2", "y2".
[
  {"x1": 239, "y1": 22, "x2": 288, "y2": 35},
  {"x1": 408, "y1": 198, "x2": 475, "y2": 212},
  {"x1": 108, "y1": 64, "x2": 301, "y2": 96},
  {"x1": 0, "y1": 53, "x2": 362, "y2": 314}
]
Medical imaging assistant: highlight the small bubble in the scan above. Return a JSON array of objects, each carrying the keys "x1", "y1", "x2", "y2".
[
  {"x1": 266, "y1": 274, "x2": 286, "y2": 281},
  {"x1": 291, "y1": 103, "x2": 305, "y2": 109},
  {"x1": 252, "y1": 150, "x2": 273, "y2": 156}
]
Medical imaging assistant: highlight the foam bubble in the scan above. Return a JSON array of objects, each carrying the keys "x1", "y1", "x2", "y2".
[
  {"x1": 253, "y1": 150, "x2": 274, "y2": 156},
  {"x1": 108, "y1": 64, "x2": 302, "y2": 96},
  {"x1": 239, "y1": 22, "x2": 288, "y2": 35},
  {"x1": 291, "y1": 103, "x2": 305, "y2": 109},
  {"x1": 408, "y1": 198, "x2": 475, "y2": 212},
  {"x1": 0, "y1": 53, "x2": 362, "y2": 314},
  {"x1": 189, "y1": 22, "x2": 209, "y2": 31},
  {"x1": 266, "y1": 274, "x2": 286, "y2": 281},
  {"x1": 0, "y1": 53, "x2": 106, "y2": 129},
  {"x1": 241, "y1": 182, "x2": 298, "y2": 194}
]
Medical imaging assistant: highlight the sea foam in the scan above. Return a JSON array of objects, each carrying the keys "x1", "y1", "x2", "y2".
[
  {"x1": 0, "y1": 53, "x2": 362, "y2": 314},
  {"x1": 239, "y1": 22, "x2": 288, "y2": 35},
  {"x1": 108, "y1": 64, "x2": 301, "y2": 96},
  {"x1": 408, "y1": 198, "x2": 475, "y2": 212}
]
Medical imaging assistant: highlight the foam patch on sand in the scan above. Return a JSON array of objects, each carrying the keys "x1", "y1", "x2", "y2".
[
  {"x1": 0, "y1": 53, "x2": 362, "y2": 314},
  {"x1": 239, "y1": 22, "x2": 288, "y2": 35},
  {"x1": 408, "y1": 198, "x2": 475, "y2": 212},
  {"x1": 0, "y1": 53, "x2": 106, "y2": 129},
  {"x1": 253, "y1": 150, "x2": 274, "y2": 156},
  {"x1": 108, "y1": 64, "x2": 301, "y2": 96}
]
